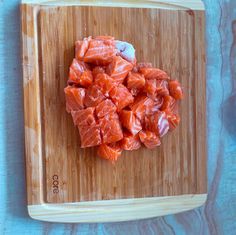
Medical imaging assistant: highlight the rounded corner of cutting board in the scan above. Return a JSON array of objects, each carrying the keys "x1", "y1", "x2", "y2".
[{"x1": 27, "y1": 194, "x2": 207, "y2": 223}]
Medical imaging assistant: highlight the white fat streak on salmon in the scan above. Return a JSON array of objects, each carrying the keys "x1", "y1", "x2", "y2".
[
  {"x1": 115, "y1": 40, "x2": 136, "y2": 63},
  {"x1": 111, "y1": 68, "x2": 130, "y2": 79},
  {"x1": 130, "y1": 115, "x2": 142, "y2": 135},
  {"x1": 158, "y1": 112, "x2": 169, "y2": 137},
  {"x1": 73, "y1": 59, "x2": 87, "y2": 72},
  {"x1": 73, "y1": 88, "x2": 86, "y2": 106}
]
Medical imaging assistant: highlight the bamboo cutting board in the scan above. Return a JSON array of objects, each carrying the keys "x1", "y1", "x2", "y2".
[{"x1": 21, "y1": 0, "x2": 207, "y2": 223}]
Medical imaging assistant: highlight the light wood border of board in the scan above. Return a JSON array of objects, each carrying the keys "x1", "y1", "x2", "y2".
[
  {"x1": 21, "y1": 2, "x2": 206, "y2": 222},
  {"x1": 28, "y1": 194, "x2": 207, "y2": 223},
  {"x1": 22, "y1": 0, "x2": 205, "y2": 10}
]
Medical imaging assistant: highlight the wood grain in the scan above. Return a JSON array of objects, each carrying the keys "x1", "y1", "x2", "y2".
[
  {"x1": 21, "y1": 1, "x2": 206, "y2": 222},
  {"x1": 21, "y1": 4, "x2": 44, "y2": 205}
]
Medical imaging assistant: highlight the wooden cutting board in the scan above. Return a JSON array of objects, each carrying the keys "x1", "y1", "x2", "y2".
[{"x1": 21, "y1": 0, "x2": 207, "y2": 223}]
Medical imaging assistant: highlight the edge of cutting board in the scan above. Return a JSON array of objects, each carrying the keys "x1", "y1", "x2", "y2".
[
  {"x1": 21, "y1": 1, "x2": 206, "y2": 222},
  {"x1": 28, "y1": 194, "x2": 207, "y2": 223},
  {"x1": 22, "y1": 0, "x2": 205, "y2": 10}
]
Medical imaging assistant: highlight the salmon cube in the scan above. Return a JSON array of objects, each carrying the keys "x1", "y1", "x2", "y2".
[
  {"x1": 96, "y1": 99, "x2": 117, "y2": 118},
  {"x1": 119, "y1": 110, "x2": 142, "y2": 135},
  {"x1": 139, "y1": 67, "x2": 170, "y2": 80},
  {"x1": 92, "y1": 66, "x2": 105, "y2": 78},
  {"x1": 75, "y1": 36, "x2": 91, "y2": 60},
  {"x1": 97, "y1": 143, "x2": 122, "y2": 161},
  {"x1": 164, "y1": 111, "x2": 180, "y2": 131},
  {"x1": 94, "y1": 73, "x2": 115, "y2": 96},
  {"x1": 160, "y1": 95, "x2": 176, "y2": 112},
  {"x1": 145, "y1": 79, "x2": 157, "y2": 98},
  {"x1": 71, "y1": 107, "x2": 96, "y2": 126},
  {"x1": 106, "y1": 56, "x2": 133, "y2": 84},
  {"x1": 69, "y1": 59, "x2": 86, "y2": 81},
  {"x1": 84, "y1": 85, "x2": 105, "y2": 107},
  {"x1": 109, "y1": 84, "x2": 134, "y2": 111},
  {"x1": 64, "y1": 86, "x2": 85, "y2": 113},
  {"x1": 145, "y1": 96, "x2": 164, "y2": 116},
  {"x1": 120, "y1": 133, "x2": 141, "y2": 151},
  {"x1": 68, "y1": 59, "x2": 92, "y2": 87},
  {"x1": 156, "y1": 80, "x2": 169, "y2": 96},
  {"x1": 127, "y1": 72, "x2": 145, "y2": 89},
  {"x1": 127, "y1": 72, "x2": 145, "y2": 95},
  {"x1": 79, "y1": 70, "x2": 93, "y2": 87},
  {"x1": 78, "y1": 124, "x2": 102, "y2": 148},
  {"x1": 168, "y1": 80, "x2": 183, "y2": 100},
  {"x1": 84, "y1": 39, "x2": 117, "y2": 65},
  {"x1": 130, "y1": 95, "x2": 153, "y2": 121},
  {"x1": 144, "y1": 111, "x2": 169, "y2": 137},
  {"x1": 99, "y1": 113, "x2": 123, "y2": 144},
  {"x1": 139, "y1": 130, "x2": 161, "y2": 149}
]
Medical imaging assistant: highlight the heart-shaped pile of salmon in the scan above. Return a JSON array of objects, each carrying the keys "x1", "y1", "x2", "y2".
[{"x1": 64, "y1": 36, "x2": 183, "y2": 162}]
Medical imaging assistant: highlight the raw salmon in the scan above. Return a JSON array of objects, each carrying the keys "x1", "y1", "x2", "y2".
[
  {"x1": 165, "y1": 111, "x2": 180, "y2": 130},
  {"x1": 106, "y1": 56, "x2": 133, "y2": 84},
  {"x1": 84, "y1": 85, "x2": 105, "y2": 107},
  {"x1": 99, "y1": 112, "x2": 123, "y2": 144},
  {"x1": 156, "y1": 80, "x2": 169, "y2": 96},
  {"x1": 94, "y1": 73, "x2": 115, "y2": 96},
  {"x1": 75, "y1": 36, "x2": 91, "y2": 60},
  {"x1": 145, "y1": 79, "x2": 157, "y2": 98},
  {"x1": 139, "y1": 67, "x2": 170, "y2": 80},
  {"x1": 139, "y1": 130, "x2": 161, "y2": 149},
  {"x1": 92, "y1": 66, "x2": 105, "y2": 77},
  {"x1": 96, "y1": 99, "x2": 117, "y2": 118},
  {"x1": 65, "y1": 36, "x2": 183, "y2": 161},
  {"x1": 64, "y1": 86, "x2": 85, "y2": 113},
  {"x1": 132, "y1": 62, "x2": 152, "y2": 73},
  {"x1": 97, "y1": 143, "x2": 122, "y2": 161},
  {"x1": 130, "y1": 95, "x2": 154, "y2": 121},
  {"x1": 120, "y1": 133, "x2": 141, "y2": 150},
  {"x1": 78, "y1": 124, "x2": 102, "y2": 148},
  {"x1": 79, "y1": 70, "x2": 93, "y2": 87},
  {"x1": 145, "y1": 111, "x2": 169, "y2": 137},
  {"x1": 84, "y1": 39, "x2": 117, "y2": 65},
  {"x1": 109, "y1": 84, "x2": 134, "y2": 111},
  {"x1": 127, "y1": 72, "x2": 145, "y2": 96},
  {"x1": 68, "y1": 59, "x2": 92, "y2": 87},
  {"x1": 146, "y1": 96, "x2": 164, "y2": 115},
  {"x1": 119, "y1": 110, "x2": 142, "y2": 135},
  {"x1": 160, "y1": 95, "x2": 176, "y2": 112},
  {"x1": 71, "y1": 107, "x2": 96, "y2": 126},
  {"x1": 168, "y1": 80, "x2": 183, "y2": 100}
]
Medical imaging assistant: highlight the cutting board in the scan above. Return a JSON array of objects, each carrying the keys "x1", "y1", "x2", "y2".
[{"x1": 21, "y1": 0, "x2": 206, "y2": 223}]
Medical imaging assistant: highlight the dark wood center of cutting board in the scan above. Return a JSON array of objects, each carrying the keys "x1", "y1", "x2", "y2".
[{"x1": 37, "y1": 6, "x2": 206, "y2": 203}]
